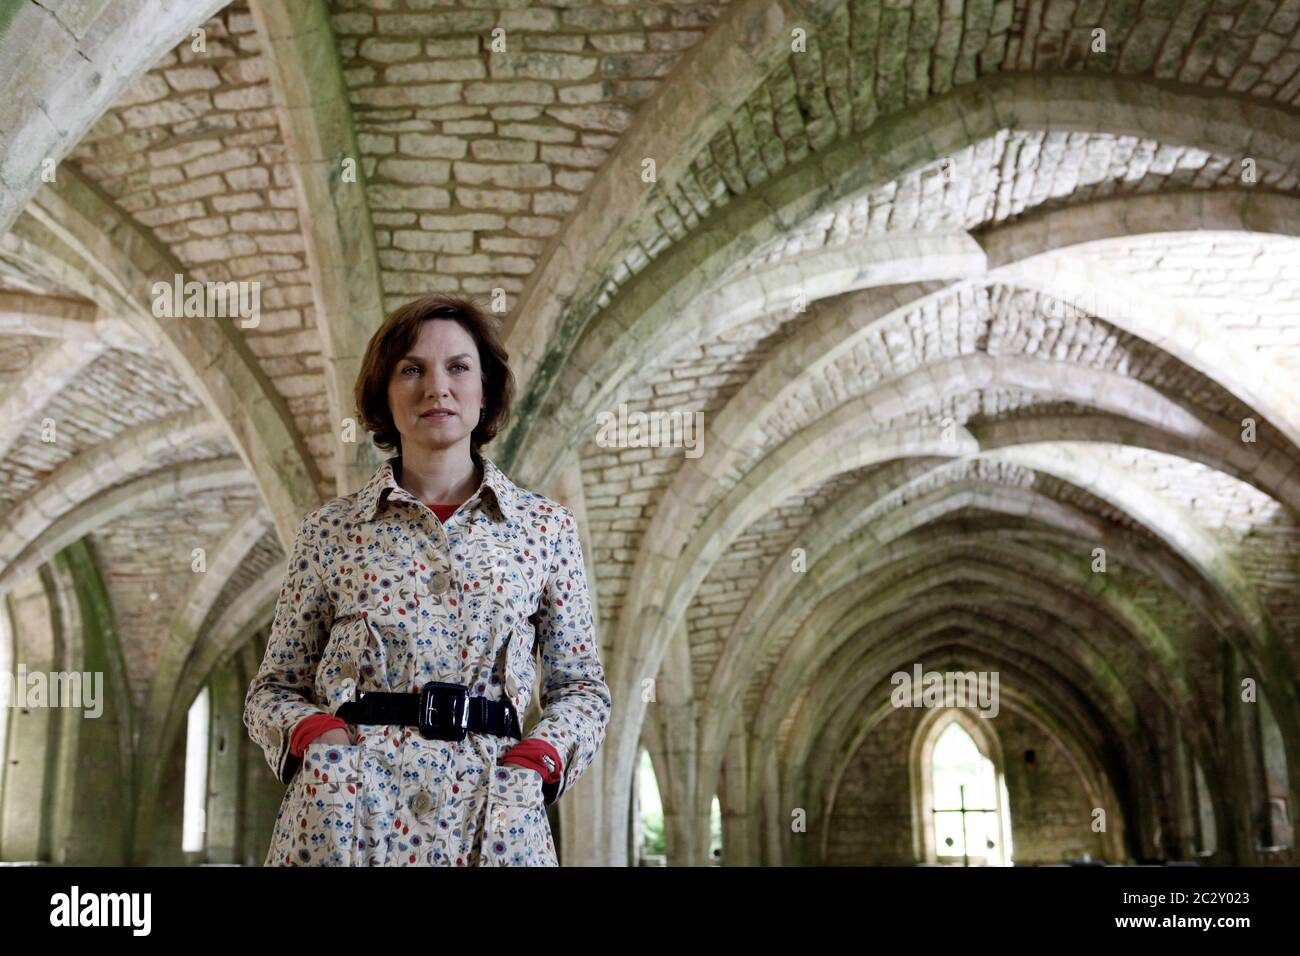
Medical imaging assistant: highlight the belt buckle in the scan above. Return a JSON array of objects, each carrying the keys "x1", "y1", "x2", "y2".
[{"x1": 419, "y1": 681, "x2": 469, "y2": 741}]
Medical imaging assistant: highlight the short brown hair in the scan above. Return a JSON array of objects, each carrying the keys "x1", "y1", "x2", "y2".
[{"x1": 353, "y1": 293, "x2": 514, "y2": 456}]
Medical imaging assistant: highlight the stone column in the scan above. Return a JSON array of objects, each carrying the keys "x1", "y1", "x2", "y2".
[
  {"x1": 720, "y1": 714, "x2": 751, "y2": 865},
  {"x1": 656, "y1": 620, "x2": 706, "y2": 866},
  {"x1": 761, "y1": 754, "x2": 784, "y2": 865},
  {"x1": 1221, "y1": 640, "x2": 1266, "y2": 863},
  {"x1": 204, "y1": 661, "x2": 246, "y2": 864},
  {"x1": 41, "y1": 544, "x2": 134, "y2": 864},
  {"x1": 1258, "y1": 690, "x2": 1295, "y2": 854},
  {"x1": 0, "y1": 571, "x2": 58, "y2": 861},
  {"x1": 238, "y1": 641, "x2": 285, "y2": 866},
  {"x1": 545, "y1": 456, "x2": 610, "y2": 864},
  {"x1": 1169, "y1": 726, "x2": 1199, "y2": 861}
]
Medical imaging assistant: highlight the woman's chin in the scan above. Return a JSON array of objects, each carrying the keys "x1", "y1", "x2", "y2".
[{"x1": 402, "y1": 426, "x2": 468, "y2": 450}]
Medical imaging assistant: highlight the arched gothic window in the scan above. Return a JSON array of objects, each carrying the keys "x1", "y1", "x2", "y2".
[
  {"x1": 633, "y1": 746, "x2": 665, "y2": 865},
  {"x1": 912, "y1": 710, "x2": 1013, "y2": 865},
  {"x1": 182, "y1": 685, "x2": 209, "y2": 854}
]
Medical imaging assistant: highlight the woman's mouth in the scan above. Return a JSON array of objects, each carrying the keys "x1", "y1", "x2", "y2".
[{"x1": 421, "y1": 411, "x2": 454, "y2": 419}]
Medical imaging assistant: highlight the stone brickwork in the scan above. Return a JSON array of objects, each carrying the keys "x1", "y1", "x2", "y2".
[
  {"x1": 0, "y1": 348, "x2": 200, "y2": 507},
  {"x1": 1079, "y1": 233, "x2": 1300, "y2": 369},
  {"x1": 824, "y1": 705, "x2": 925, "y2": 865},
  {"x1": 91, "y1": 484, "x2": 263, "y2": 708},
  {"x1": 202, "y1": 532, "x2": 284, "y2": 638},
  {"x1": 734, "y1": 132, "x2": 1257, "y2": 280},
  {"x1": 332, "y1": 0, "x2": 724, "y2": 312},
  {"x1": 64, "y1": 4, "x2": 336, "y2": 478},
  {"x1": 825, "y1": 706, "x2": 1108, "y2": 865},
  {"x1": 593, "y1": 1, "x2": 1300, "y2": 328}
]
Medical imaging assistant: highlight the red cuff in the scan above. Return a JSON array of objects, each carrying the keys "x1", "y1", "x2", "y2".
[
  {"x1": 500, "y1": 739, "x2": 563, "y2": 784},
  {"x1": 290, "y1": 713, "x2": 347, "y2": 757}
]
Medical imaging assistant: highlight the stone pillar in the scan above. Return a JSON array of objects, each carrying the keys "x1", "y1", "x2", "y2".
[
  {"x1": 43, "y1": 559, "x2": 84, "y2": 866},
  {"x1": 543, "y1": 455, "x2": 612, "y2": 864},
  {"x1": 720, "y1": 714, "x2": 751, "y2": 865},
  {"x1": 1221, "y1": 640, "x2": 1266, "y2": 863},
  {"x1": 0, "y1": 572, "x2": 58, "y2": 861},
  {"x1": 554, "y1": 748, "x2": 607, "y2": 865},
  {"x1": 656, "y1": 620, "x2": 706, "y2": 866},
  {"x1": 238, "y1": 641, "x2": 285, "y2": 866},
  {"x1": 204, "y1": 662, "x2": 246, "y2": 864},
  {"x1": 1169, "y1": 726, "x2": 1199, "y2": 861},
  {"x1": 1191, "y1": 757, "x2": 1218, "y2": 859},
  {"x1": 1258, "y1": 690, "x2": 1295, "y2": 855},
  {"x1": 1151, "y1": 704, "x2": 1184, "y2": 861},
  {"x1": 761, "y1": 754, "x2": 783, "y2": 865},
  {"x1": 50, "y1": 545, "x2": 133, "y2": 865}
]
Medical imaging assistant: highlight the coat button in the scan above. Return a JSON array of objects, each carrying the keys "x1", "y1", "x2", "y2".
[
  {"x1": 431, "y1": 571, "x2": 450, "y2": 594},
  {"x1": 340, "y1": 661, "x2": 358, "y2": 682},
  {"x1": 412, "y1": 790, "x2": 434, "y2": 817}
]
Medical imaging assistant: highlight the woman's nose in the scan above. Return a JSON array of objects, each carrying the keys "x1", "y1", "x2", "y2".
[{"x1": 426, "y1": 372, "x2": 452, "y2": 397}]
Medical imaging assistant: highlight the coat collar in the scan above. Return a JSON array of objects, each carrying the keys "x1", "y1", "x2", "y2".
[{"x1": 353, "y1": 449, "x2": 516, "y2": 524}]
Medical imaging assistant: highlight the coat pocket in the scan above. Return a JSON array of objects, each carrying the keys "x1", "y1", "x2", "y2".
[
  {"x1": 290, "y1": 740, "x2": 363, "y2": 866},
  {"x1": 479, "y1": 763, "x2": 556, "y2": 867},
  {"x1": 495, "y1": 608, "x2": 537, "y2": 711}
]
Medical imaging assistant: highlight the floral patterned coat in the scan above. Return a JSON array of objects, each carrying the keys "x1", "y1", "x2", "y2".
[{"x1": 242, "y1": 451, "x2": 612, "y2": 866}]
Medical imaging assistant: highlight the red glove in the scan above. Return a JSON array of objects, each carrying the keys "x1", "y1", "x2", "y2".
[
  {"x1": 501, "y1": 738, "x2": 563, "y2": 784},
  {"x1": 290, "y1": 713, "x2": 348, "y2": 757}
]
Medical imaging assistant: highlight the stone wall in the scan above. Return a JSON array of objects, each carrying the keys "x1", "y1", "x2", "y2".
[{"x1": 825, "y1": 705, "x2": 1108, "y2": 865}]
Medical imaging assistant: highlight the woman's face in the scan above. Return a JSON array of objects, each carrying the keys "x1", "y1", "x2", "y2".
[{"x1": 386, "y1": 318, "x2": 485, "y2": 457}]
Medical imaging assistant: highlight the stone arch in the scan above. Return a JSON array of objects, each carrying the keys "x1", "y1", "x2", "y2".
[
  {"x1": 702, "y1": 418, "x2": 1279, "y2": 764},
  {"x1": 742, "y1": 515, "x2": 1187, "y2": 731},
  {"x1": 600, "y1": 282, "x2": 1300, "y2": 858},
  {"x1": 22, "y1": 169, "x2": 323, "y2": 547},
  {"x1": 248, "y1": 0, "x2": 387, "y2": 494},
  {"x1": 704, "y1": 484, "x2": 1266, "y2": 827},
  {"x1": 0, "y1": 0, "x2": 228, "y2": 232},
  {"x1": 502, "y1": 74, "x2": 1300, "y2": 486},
  {"x1": 787, "y1": 603, "x2": 1140, "y2": 792},
  {"x1": 0, "y1": 458, "x2": 251, "y2": 595},
  {"x1": 0, "y1": 408, "x2": 225, "y2": 580},
  {"x1": 761, "y1": 577, "x2": 1237, "y2": 863},
  {"x1": 134, "y1": 503, "x2": 275, "y2": 822},
  {"x1": 497, "y1": 0, "x2": 849, "y2": 407},
  {"x1": 751, "y1": 555, "x2": 1197, "y2": 775},
  {"x1": 130, "y1": 563, "x2": 280, "y2": 861},
  {"x1": 812, "y1": 683, "x2": 1124, "y2": 865},
  {"x1": 795, "y1": 630, "x2": 1153, "y2": 863},
  {"x1": 624, "y1": 429, "x2": 1260, "y2": 767},
  {"x1": 798, "y1": 648, "x2": 1131, "y2": 866}
]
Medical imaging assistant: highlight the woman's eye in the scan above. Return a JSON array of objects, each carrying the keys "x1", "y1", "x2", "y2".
[
  {"x1": 451, "y1": 362, "x2": 469, "y2": 372},
  {"x1": 402, "y1": 365, "x2": 420, "y2": 376}
]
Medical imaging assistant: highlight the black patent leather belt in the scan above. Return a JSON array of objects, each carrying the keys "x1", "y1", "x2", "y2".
[{"x1": 335, "y1": 681, "x2": 521, "y2": 742}]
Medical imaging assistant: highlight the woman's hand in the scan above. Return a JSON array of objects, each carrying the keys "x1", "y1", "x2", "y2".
[{"x1": 314, "y1": 725, "x2": 357, "y2": 747}]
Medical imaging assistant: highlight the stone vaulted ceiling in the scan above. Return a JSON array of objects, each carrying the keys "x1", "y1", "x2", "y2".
[{"x1": 1, "y1": 0, "x2": 1299, "y2": 865}]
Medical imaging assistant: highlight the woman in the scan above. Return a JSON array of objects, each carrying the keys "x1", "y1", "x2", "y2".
[{"x1": 243, "y1": 293, "x2": 612, "y2": 866}]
